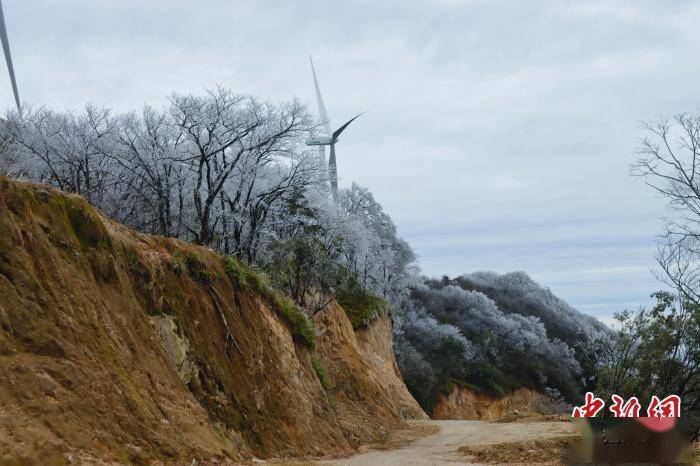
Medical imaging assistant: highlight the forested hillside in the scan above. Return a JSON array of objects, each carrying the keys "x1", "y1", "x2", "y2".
[{"x1": 393, "y1": 273, "x2": 608, "y2": 412}]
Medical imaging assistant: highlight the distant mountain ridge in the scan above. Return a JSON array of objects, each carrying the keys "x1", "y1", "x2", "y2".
[
  {"x1": 394, "y1": 271, "x2": 608, "y2": 416},
  {"x1": 455, "y1": 271, "x2": 608, "y2": 344}
]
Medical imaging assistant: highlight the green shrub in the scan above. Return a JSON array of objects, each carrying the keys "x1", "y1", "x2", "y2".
[
  {"x1": 262, "y1": 235, "x2": 346, "y2": 311},
  {"x1": 273, "y1": 294, "x2": 317, "y2": 350},
  {"x1": 336, "y1": 283, "x2": 386, "y2": 329},
  {"x1": 311, "y1": 354, "x2": 333, "y2": 392},
  {"x1": 196, "y1": 268, "x2": 222, "y2": 283},
  {"x1": 235, "y1": 416, "x2": 250, "y2": 431}
]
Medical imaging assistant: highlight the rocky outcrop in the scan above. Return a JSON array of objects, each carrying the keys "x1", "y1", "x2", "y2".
[
  {"x1": 0, "y1": 178, "x2": 424, "y2": 465},
  {"x1": 432, "y1": 386, "x2": 560, "y2": 420},
  {"x1": 149, "y1": 315, "x2": 199, "y2": 385}
]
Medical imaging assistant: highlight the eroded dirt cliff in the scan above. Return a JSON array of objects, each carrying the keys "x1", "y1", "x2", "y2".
[
  {"x1": 431, "y1": 386, "x2": 560, "y2": 421},
  {"x1": 0, "y1": 178, "x2": 424, "y2": 465},
  {"x1": 313, "y1": 303, "x2": 427, "y2": 445}
]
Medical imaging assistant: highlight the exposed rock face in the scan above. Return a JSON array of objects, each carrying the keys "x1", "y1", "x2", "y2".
[
  {"x1": 0, "y1": 178, "x2": 425, "y2": 465},
  {"x1": 431, "y1": 386, "x2": 559, "y2": 420},
  {"x1": 149, "y1": 315, "x2": 198, "y2": 385}
]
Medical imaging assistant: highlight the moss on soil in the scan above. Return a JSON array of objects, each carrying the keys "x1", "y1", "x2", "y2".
[
  {"x1": 55, "y1": 195, "x2": 109, "y2": 250},
  {"x1": 336, "y1": 285, "x2": 386, "y2": 329},
  {"x1": 224, "y1": 256, "x2": 316, "y2": 350}
]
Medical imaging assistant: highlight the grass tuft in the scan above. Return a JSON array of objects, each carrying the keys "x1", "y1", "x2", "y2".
[
  {"x1": 57, "y1": 196, "x2": 109, "y2": 249},
  {"x1": 169, "y1": 250, "x2": 188, "y2": 277},
  {"x1": 311, "y1": 355, "x2": 333, "y2": 392},
  {"x1": 173, "y1": 250, "x2": 221, "y2": 283},
  {"x1": 223, "y1": 256, "x2": 267, "y2": 292}
]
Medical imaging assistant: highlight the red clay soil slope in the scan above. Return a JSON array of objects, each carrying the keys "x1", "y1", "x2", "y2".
[
  {"x1": 0, "y1": 178, "x2": 425, "y2": 465},
  {"x1": 313, "y1": 303, "x2": 427, "y2": 445}
]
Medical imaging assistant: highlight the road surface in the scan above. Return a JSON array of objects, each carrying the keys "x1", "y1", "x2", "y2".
[{"x1": 316, "y1": 420, "x2": 574, "y2": 465}]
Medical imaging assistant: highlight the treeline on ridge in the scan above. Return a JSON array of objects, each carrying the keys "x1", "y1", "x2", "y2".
[{"x1": 394, "y1": 272, "x2": 608, "y2": 411}]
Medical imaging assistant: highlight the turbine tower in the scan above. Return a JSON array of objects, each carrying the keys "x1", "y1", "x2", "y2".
[
  {"x1": 306, "y1": 56, "x2": 361, "y2": 196},
  {"x1": 0, "y1": 0, "x2": 20, "y2": 115}
]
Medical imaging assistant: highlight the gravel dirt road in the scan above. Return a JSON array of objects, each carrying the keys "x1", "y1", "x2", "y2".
[{"x1": 315, "y1": 420, "x2": 574, "y2": 465}]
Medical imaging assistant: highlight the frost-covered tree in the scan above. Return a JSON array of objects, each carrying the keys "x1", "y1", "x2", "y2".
[
  {"x1": 258, "y1": 182, "x2": 419, "y2": 315},
  {"x1": 107, "y1": 107, "x2": 187, "y2": 236},
  {"x1": 168, "y1": 88, "x2": 316, "y2": 255},
  {"x1": 457, "y1": 271, "x2": 607, "y2": 344},
  {"x1": 336, "y1": 183, "x2": 418, "y2": 300},
  {"x1": 3, "y1": 90, "x2": 321, "y2": 265},
  {"x1": 393, "y1": 272, "x2": 607, "y2": 411},
  {"x1": 5, "y1": 105, "x2": 116, "y2": 207},
  {"x1": 394, "y1": 305, "x2": 475, "y2": 410},
  {"x1": 633, "y1": 113, "x2": 700, "y2": 307},
  {"x1": 454, "y1": 271, "x2": 608, "y2": 391},
  {"x1": 2, "y1": 90, "x2": 418, "y2": 323}
]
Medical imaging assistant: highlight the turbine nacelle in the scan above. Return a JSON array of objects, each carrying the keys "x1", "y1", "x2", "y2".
[
  {"x1": 306, "y1": 111, "x2": 364, "y2": 147},
  {"x1": 306, "y1": 135, "x2": 333, "y2": 146}
]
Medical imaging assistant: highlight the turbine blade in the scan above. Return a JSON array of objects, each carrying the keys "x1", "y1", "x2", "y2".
[
  {"x1": 0, "y1": 0, "x2": 20, "y2": 115},
  {"x1": 310, "y1": 56, "x2": 331, "y2": 136},
  {"x1": 332, "y1": 112, "x2": 363, "y2": 141}
]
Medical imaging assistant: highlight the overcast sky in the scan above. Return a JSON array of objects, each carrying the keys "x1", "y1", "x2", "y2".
[{"x1": 3, "y1": 0, "x2": 699, "y2": 324}]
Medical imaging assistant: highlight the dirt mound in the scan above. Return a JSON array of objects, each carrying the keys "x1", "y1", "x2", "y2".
[
  {"x1": 0, "y1": 178, "x2": 424, "y2": 465},
  {"x1": 431, "y1": 386, "x2": 562, "y2": 421}
]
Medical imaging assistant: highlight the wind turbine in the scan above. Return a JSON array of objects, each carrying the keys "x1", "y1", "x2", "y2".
[
  {"x1": 0, "y1": 0, "x2": 20, "y2": 115},
  {"x1": 306, "y1": 56, "x2": 361, "y2": 196}
]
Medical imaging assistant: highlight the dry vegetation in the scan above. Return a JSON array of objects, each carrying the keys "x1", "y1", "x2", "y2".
[
  {"x1": 459, "y1": 436, "x2": 699, "y2": 465},
  {"x1": 458, "y1": 435, "x2": 581, "y2": 465}
]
